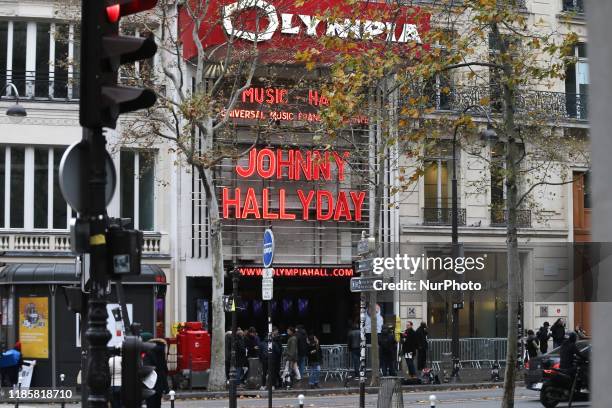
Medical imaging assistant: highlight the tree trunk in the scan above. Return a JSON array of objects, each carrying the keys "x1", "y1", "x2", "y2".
[
  {"x1": 496, "y1": 22, "x2": 520, "y2": 407},
  {"x1": 199, "y1": 165, "x2": 227, "y2": 391}
]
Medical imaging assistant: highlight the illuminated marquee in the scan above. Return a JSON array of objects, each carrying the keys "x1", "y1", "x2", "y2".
[
  {"x1": 239, "y1": 266, "x2": 354, "y2": 277},
  {"x1": 222, "y1": 148, "x2": 366, "y2": 221}
]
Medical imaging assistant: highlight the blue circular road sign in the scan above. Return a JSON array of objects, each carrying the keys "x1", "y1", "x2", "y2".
[{"x1": 263, "y1": 229, "x2": 275, "y2": 268}]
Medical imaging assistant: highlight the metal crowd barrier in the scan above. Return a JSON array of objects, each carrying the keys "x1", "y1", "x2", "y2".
[{"x1": 279, "y1": 338, "x2": 507, "y2": 382}]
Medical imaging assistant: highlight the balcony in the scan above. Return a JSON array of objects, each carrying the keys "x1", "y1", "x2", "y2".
[
  {"x1": 1, "y1": 71, "x2": 79, "y2": 102},
  {"x1": 490, "y1": 209, "x2": 532, "y2": 228},
  {"x1": 425, "y1": 85, "x2": 588, "y2": 121},
  {"x1": 423, "y1": 207, "x2": 466, "y2": 226},
  {"x1": 562, "y1": 0, "x2": 584, "y2": 13},
  {"x1": 0, "y1": 232, "x2": 163, "y2": 255}
]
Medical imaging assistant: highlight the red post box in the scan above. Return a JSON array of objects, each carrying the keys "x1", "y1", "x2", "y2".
[{"x1": 177, "y1": 322, "x2": 211, "y2": 372}]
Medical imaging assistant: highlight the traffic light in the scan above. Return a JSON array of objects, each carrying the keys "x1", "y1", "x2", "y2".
[
  {"x1": 80, "y1": 0, "x2": 158, "y2": 129},
  {"x1": 121, "y1": 335, "x2": 156, "y2": 408}
]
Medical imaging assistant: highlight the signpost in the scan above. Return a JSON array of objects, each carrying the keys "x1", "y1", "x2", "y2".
[
  {"x1": 262, "y1": 229, "x2": 274, "y2": 408},
  {"x1": 356, "y1": 231, "x2": 375, "y2": 408}
]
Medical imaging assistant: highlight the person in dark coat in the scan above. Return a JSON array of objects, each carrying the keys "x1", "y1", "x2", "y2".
[
  {"x1": 259, "y1": 327, "x2": 282, "y2": 390},
  {"x1": 525, "y1": 330, "x2": 539, "y2": 360},
  {"x1": 307, "y1": 334, "x2": 322, "y2": 388},
  {"x1": 142, "y1": 335, "x2": 169, "y2": 408},
  {"x1": 245, "y1": 327, "x2": 261, "y2": 359},
  {"x1": 379, "y1": 325, "x2": 397, "y2": 376},
  {"x1": 224, "y1": 331, "x2": 233, "y2": 381},
  {"x1": 536, "y1": 322, "x2": 551, "y2": 354},
  {"x1": 295, "y1": 325, "x2": 308, "y2": 377},
  {"x1": 401, "y1": 321, "x2": 418, "y2": 377},
  {"x1": 551, "y1": 318, "x2": 566, "y2": 349},
  {"x1": 415, "y1": 322, "x2": 429, "y2": 370},
  {"x1": 235, "y1": 329, "x2": 248, "y2": 383},
  {"x1": 347, "y1": 323, "x2": 361, "y2": 377}
]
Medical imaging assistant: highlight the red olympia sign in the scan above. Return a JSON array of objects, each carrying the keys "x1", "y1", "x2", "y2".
[
  {"x1": 239, "y1": 266, "x2": 354, "y2": 277},
  {"x1": 222, "y1": 148, "x2": 366, "y2": 221},
  {"x1": 180, "y1": 0, "x2": 429, "y2": 60}
]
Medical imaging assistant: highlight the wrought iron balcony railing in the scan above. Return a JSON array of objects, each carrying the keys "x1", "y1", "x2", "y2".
[
  {"x1": 425, "y1": 85, "x2": 588, "y2": 121},
  {"x1": 423, "y1": 207, "x2": 466, "y2": 226},
  {"x1": 563, "y1": 0, "x2": 584, "y2": 13},
  {"x1": 1, "y1": 71, "x2": 79, "y2": 102},
  {"x1": 490, "y1": 209, "x2": 532, "y2": 228}
]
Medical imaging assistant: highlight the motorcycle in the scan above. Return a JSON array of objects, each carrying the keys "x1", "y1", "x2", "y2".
[{"x1": 539, "y1": 358, "x2": 589, "y2": 408}]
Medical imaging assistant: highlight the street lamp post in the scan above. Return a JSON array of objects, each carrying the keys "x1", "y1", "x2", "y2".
[
  {"x1": 229, "y1": 268, "x2": 240, "y2": 408},
  {"x1": 2, "y1": 83, "x2": 27, "y2": 123},
  {"x1": 450, "y1": 105, "x2": 496, "y2": 381}
]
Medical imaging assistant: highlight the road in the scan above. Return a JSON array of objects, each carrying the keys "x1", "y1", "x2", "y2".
[
  {"x1": 0, "y1": 388, "x2": 590, "y2": 407},
  {"x1": 162, "y1": 387, "x2": 589, "y2": 408}
]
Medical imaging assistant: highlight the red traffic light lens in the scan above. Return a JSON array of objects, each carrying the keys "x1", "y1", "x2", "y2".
[{"x1": 106, "y1": 4, "x2": 121, "y2": 23}]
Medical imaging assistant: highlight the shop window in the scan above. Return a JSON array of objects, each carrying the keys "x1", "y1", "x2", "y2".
[{"x1": 120, "y1": 150, "x2": 156, "y2": 231}]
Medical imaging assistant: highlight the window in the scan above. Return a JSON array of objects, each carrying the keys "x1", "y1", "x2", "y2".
[
  {"x1": 424, "y1": 141, "x2": 455, "y2": 224},
  {"x1": 0, "y1": 21, "x2": 79, "y2": 100},
  {"x1": 0, "y1": 146, "x2": 69, "y2": 230},
  {"x1": 120, "y1": 150, "x2": 155, "y2": 231},
  {"x1": 563, "y1": 0, "x2": 584, "y2": 13},
  {"x1": 565, "y1": 43, "x2": 588, "y2": 119}
]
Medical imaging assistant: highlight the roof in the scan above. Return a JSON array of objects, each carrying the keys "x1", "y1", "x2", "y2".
[{"x1": 0, "y1": 263, "x2": 167, "y2": 285}]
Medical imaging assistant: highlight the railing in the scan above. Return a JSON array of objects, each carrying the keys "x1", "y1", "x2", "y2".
[
  {"x1": 1, "y1": 71, "x2": 79, "y2": 102},
  {"x1": 0, "y1": 232, "x2": 163, "y2": 254},
  {"x1": 423, "y1": 207, "x2": 466, "y2": 226},
  {"x1": 277, "y1": 338, "x2": 508, "y2": 381},
  {"x1": 562, "y1": 0, "x2": 584, "y2": 13},
  {"x1": 426, "y1": 85, "x2": 588, "y2": 121},
  {"x1": 490, "y1": 209, "x2": 532, "y2": 228}
]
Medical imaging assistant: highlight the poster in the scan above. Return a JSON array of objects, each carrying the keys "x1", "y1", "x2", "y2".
[
  {"x1": 75, "y1": 304, "x2": 133, "y2": 347},
  {"x1": 19, "y1": 297, "x2": 49, "y2": 359},
  {"x1": 196, "y1": 299, "x2": 209, "y2": 331}
]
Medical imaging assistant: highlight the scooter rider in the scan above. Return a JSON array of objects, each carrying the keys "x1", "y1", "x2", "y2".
[{"x1": 559, "y1": 332, "x2": 587, "y2": 373}]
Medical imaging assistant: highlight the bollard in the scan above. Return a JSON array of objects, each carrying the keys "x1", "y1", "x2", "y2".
[
  {"x1": 169, "y1": 390, "x2": 176, "y2": 408},
  {"x1": 429, "y1": 394, "x2": 437, "y2": 407},
  {"x1": 298, "y1": 393, "x2": 305, "y2": 408},
  {"x1": 59, "y1": 374, "x2": 66, "y2": 408}
]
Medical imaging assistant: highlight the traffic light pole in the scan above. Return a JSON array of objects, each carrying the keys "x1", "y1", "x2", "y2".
[
  {"x1": 82, "y1": 128, "x2": 112, "y2": 407},
  {"x1": 267, "y1": 300, "x2": 273, "y2": 408}
]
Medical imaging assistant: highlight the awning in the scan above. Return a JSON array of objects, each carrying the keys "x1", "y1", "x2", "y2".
[{"x1": 0, "y1": 263, "x2": 167, "y2": 285}]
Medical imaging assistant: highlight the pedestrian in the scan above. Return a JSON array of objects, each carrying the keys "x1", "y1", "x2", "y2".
[
  {"x1": 296, "y1": 325, "x2": 308, "y2": 377},
  {"x1": 347, "y1": 322, "x2": 361, "y2": 377},
  {"x1": 108, "y1": 352, "x2": 121, "y2": 408},
  {"x1": 401, "y1": 321, "x2": 418, "y2": 377},
  {"x1": 307, "y1": 334, "x2": 322, "y2": 388},
  {"x1": 259, "y1": 326, "x2": 282, "y2": 390},
  {"x1": 282, "y1": 327, "x2": 301, "y2": 386},
  {"x1": 364, "y1": 304, "x2": 383, "y2": 343},
  {"x1": 415, "y1": 322, "x2": 429, "y2": 371},
  {"x1": 536, "y1": 322, "x2": 551, "y2": 354},
  {"x1": 224, "y1": 330, "x2": 232, "y2": 381},
  {"x1": 142, "y1": 335, "x2": 170, "y2": 408},
  {"x1": 272, "y1": 328, "x2": 283, "y2": 387},
  {"x1": 551, "y1": 318, "x2": 566, "y2": 349},
  {"x1": 0, "y1": 342, "x2": 22, "y2": 388},
  {"x1": 525, "y1": 329, "x2": 539, "y2": 360},
  {"x1": 235, "y1": 328, "x2": 248, "y2": 384},
  {"x1": 245, "y1": 327, "x2": 260, "y2": 359},
  {"x1": 575, "y1": 324, "x2": 588, "y2": 339},
  {"x1": 379, "y1": 325, "x2": 397, "y2": 376}
]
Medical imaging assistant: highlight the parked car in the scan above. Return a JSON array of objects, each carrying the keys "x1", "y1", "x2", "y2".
[{"x1": 524, "y1": 339, "x2": 590, "y2": 391}]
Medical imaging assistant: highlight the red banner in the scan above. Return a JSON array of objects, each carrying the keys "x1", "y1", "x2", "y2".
[{"x1": 179, "y1": 0, "x2": 430, "y2": 60}]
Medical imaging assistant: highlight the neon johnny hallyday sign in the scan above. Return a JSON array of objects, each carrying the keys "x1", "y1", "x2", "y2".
[{"x1": 222, "y1": 148, "x2": 366, "y2": 221}]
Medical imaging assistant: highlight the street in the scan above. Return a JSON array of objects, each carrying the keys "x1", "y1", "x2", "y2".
[
  {"x1": 0, "y1": 387, "x2": 591, "y2": 407},
  {"x1": 157, "y1": 388, "x2": 589, "y2": 407}
]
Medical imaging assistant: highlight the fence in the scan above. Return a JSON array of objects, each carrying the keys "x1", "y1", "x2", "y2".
[{"x1": 280, "y1": 338, "x2": 507, "y2": 382}]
